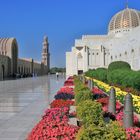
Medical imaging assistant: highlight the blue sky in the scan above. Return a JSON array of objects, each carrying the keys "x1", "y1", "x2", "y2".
[{"x1": 0, "y1": 0, "x2": 140, "y2": 67}]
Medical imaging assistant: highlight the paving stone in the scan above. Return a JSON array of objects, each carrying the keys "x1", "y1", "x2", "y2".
[{"x1": 0, "y1": 75, "x2": 65, "y2": 140}]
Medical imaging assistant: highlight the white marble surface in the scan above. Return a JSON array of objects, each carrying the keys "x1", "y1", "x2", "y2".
[{"x1": 0, "y1": 75, "x2": 65, "y2": 140}]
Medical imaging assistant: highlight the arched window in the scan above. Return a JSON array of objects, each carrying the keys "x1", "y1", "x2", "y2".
[{"x1": 77, "y1": 53, "x2": 83, "y2": 71}]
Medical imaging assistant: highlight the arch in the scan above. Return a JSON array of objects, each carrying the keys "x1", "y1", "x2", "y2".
[
  {"x1": 0, "y1": 38, "x2": 18, "y2": 74},
  {"x1": 77, "y1": 53, "x2": 83, "y2": 74}
]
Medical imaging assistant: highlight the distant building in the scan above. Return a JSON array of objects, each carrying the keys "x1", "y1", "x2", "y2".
[
  {"x1": 0, "y1": 36, "x2": 50, "y2": 80},
  {"x1": 66, "y1": 7, "x2": 140, "y2": 76}
]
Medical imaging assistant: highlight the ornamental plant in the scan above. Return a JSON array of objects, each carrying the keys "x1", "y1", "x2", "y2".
[
  {"x1": 77, "y1": 100, "x2": 103, "y2": 127},
  {"x1": 27, "y1": 107, "x2": 79, "y2": 140},
  {"x1": 75, "y1": 87, "x2": 93, "y2": 105},
  {"x1": 64, "y1": 79, "x2": 74, "y2": 86},
  {"x1": 74, "y1": 78, "x2": 85, "y2": 93},
  {"x1": 92, "y1": 78, "x2": 140, "y2": 114},
  {"x1": 97, "y1": 97, "x2": 109, "y2": 106},
  {"x1": 54, "y1": 93, "x2": 74, "y2": 100},
  {"x1": 57, "y1": 86, "x2": 74, "y2": 95},
  {"x1": 126, "y1": 127, "x2": 140, "y2": 140},
  {"x1": 76, "y1": 121, "x2": 126, "y2": 140},
  {"x1": 50, "y1": 99, "x2": 74, "y2": 108},
  {"x1": 92, "y1": 87, "x2": 104, "y2": 94}
]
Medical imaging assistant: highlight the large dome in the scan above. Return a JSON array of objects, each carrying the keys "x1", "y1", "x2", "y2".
[{"x1": 108, "y1": 8, "x2": 140, "y2": 34}]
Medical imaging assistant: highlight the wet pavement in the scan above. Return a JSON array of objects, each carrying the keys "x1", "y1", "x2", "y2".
[{"x1": 0, "y1": 75, "x2": 65, "y2": 140}]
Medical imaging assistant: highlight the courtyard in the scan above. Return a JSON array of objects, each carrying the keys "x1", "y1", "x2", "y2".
[{"x1": 0, "y1": 75, "x2": 65, "y2": 140}]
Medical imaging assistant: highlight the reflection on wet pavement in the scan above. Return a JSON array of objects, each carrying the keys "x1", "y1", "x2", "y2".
[{"x1": 0, "y1": 75, "x2": 65, "y2": 140}]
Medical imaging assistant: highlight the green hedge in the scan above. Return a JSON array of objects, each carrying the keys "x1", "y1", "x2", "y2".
[
  {"x1": 85, "y1": 68, "x2": 107, "y2": 82},
  {"x1": 85, "y1": 61, "x2": 140, "y2": 91},
  {"x1": 108, "y1": 61, "x2": 131, "y2": 72},
  {"x1": 108, "y1": 69, "x2": 140, "y2": 91}
]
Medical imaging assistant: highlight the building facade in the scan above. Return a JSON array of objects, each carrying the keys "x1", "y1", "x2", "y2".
[
  {"x1": 0, "y1": 36, "x2": 50, "y2": 80},
  {"x1": 66, "y1": 7, "x2": 140, "y2": 76}
]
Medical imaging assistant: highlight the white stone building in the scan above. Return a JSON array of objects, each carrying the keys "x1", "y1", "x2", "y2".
[{"x1": 66, "y1": 7, "x2": 140, "y2": 76}]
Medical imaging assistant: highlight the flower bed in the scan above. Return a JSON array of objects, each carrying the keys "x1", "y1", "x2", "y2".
[
  {"x1": 64, "y1": 78, "x2": 74, "y2": 86},
  {"x1": 55, "y1": 86, "x2": 74, "y2": 100},
  {"x1": 27, "y1": 107, "x2": 79, "y2": 140},
  {"x1": 54, "y1": 93, "x2": 74, "y2": 100},
  {"x1": 126, "y1": 127, "x2": 140, "y2": 140},
  {"x1": 50, "y1": 99, "x2": 74, "y2": 108},
  {"x1": 57, "y1": 87, "x2": 74, "y2": 95},
  {"x1": 78, "y1": 77, "x2": 140, "y2": 139},
  {"x1": 27, "y1": 77, "x2": 79, "y2": 140},
  {"x1": 91, "y1": 78, "x2": 140, "y2": 114}
]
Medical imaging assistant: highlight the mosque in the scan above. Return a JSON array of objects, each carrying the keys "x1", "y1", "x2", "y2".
[
  {"x1": 66, "y1": 5, "x2": 140, "y2": 76},
  {"x1": 0, "y1": 36, "x2": 50, "y2": 80}
]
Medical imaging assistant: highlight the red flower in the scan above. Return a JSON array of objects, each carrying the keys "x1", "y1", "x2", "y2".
[
  {"x1": 50, "y1": 99, "x2": 75, "y2": 108},
  {"x1": 92, "y1": 87, "x2": 103, "y2": 94},
  {"x1": 27, "y1": 107, "x2": 79, "y2": 140}
]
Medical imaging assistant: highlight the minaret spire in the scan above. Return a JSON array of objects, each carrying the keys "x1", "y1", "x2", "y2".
[
  {"x1": 42, "y1": 35, "x2": 50, "y2": 70},
  {"x1": 126, "y1": 0, "x2": 128, "y2": 8}
]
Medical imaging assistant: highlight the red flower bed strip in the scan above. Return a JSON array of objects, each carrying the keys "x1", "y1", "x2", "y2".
[
  {"x1": 27, "y1": 107, "x2": 79, "y2": 140},
  {"x1": 50, "y1": 99, "x2": 74, "y2": 108}
]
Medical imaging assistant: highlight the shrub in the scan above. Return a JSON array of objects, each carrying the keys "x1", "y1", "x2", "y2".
[
  {"x1": 108, "y1": 61, "x2": 131, "y2": 72},
  {"x1": 77, "y1": 100, "x2": 103, "y2": 127},
  {"x1": 85, "y1": 69, "x2": 95, "y2": 77},
  {"x1": 76, "y1": 121, "x2": 126, "y2": 140},
  {"x1": 108, "y1": 69, "x2": 140, "y2": 91},
  {"x1": 76, "y1": 124, "x2": 106, "y2": 140},
  {"x1": 106, "y1": 121, "x2": 126, "y2": 140},
  {"x1": 74, "y1": 82, "x2": 85, "y2": 94},
  {"x1": 75, "y1": 87, "x2": 93, "y2": 105},
  {"x1": 85, "y1": 68, "x2": 107, "y2": 82}
]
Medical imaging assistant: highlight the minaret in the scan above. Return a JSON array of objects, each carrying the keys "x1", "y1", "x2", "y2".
[
  {"x1": 42, "y1": 36, "x2": 50, "y2": 70},
  {"x1": 126, "y1": 0, "x2": 128, "y2": 8}
]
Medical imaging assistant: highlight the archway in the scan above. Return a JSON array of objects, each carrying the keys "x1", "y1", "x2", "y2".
[
  {"x1": 1, "y1": 65, "x2": 5, "y2": 80},
  {"x1": 77, "y1": 53, "x2": 83, "y2": 74}
]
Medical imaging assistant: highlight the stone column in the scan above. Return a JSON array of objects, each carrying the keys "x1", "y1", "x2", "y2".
[
  {"x1": 90, "y1": 79, "x2": 93, "y2": 90},
  {"x1": 123, "y1": 93, "x2": 133, "y2": 128},
  {"x1": 108, "y1": 87, "x2": 116, "y2": 114},
  {"x1": 82, "y1": 76, "x2": 85, "y2": 84},
  {"x1": 88, "y1": 80, "x2": 91, "y2": 89}
]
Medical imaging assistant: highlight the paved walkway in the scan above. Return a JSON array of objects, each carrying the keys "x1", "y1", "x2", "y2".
[{"x1": 0, "y1": 75, "x2": 65, "y2": 140}]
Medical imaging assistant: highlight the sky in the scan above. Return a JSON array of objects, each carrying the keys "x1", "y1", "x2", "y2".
[{"x1": 0, "y1": 0, "x2": 140, "y2": 68}]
